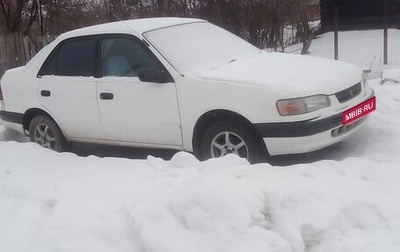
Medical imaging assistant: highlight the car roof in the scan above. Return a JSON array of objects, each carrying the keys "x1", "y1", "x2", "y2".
[{"x1": 57, "y1": 17, "x2": 204, "y2": 40}]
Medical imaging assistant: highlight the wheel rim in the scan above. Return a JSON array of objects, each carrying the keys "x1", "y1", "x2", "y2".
[
  {"x1": 32, "y1": 123, "x2": 57, "y2": 150},
  {"x1": 210, "y1": 131, "x2": 249, "y2": 159}
]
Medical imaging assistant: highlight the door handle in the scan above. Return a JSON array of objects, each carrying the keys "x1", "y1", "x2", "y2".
[
  {"x1": 41, "y1": 90, "x2": 51, "y2": 97},
  {"x1": 100, "y1": 92, "x2": 114, "y2": 100}
]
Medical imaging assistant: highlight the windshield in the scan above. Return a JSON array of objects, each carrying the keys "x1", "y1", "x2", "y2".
[{"x1": 143, "y1": 22, "x2": 260, "y2": 74}]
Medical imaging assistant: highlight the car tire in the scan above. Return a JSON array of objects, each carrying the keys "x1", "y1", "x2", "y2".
[
  {"x1": 200, "y1": 120, "x2": 267, "y2": 163},
  {"x1": 29, "y1": 116, "x2": 67, "y2": 152}
]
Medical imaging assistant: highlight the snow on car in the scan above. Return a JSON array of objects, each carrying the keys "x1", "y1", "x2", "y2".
[{"x1": 0, "y1": 17, "x2": 375, "y2": 163}]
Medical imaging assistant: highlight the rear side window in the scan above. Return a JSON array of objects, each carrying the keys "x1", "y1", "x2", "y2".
[{"x1": 40, "y1": 38, "x2": 97, "y2": 77}]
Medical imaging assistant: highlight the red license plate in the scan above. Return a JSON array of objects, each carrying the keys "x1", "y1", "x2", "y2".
[{"x1": 342, "y1": 97, "x2": 376, "y2": 125}]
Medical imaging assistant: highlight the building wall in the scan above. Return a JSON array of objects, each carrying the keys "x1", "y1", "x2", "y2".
[{"x1": 320, "y1": 0, "x2": 400, "y2": 32}]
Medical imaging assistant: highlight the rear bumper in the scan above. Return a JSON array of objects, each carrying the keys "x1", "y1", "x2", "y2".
[
  {"x1": 0, "y1": 111, "x2": 24, "y2": 124},
  {"x1": 0, "y1": 110, "x2": 25, "y2": 133}
]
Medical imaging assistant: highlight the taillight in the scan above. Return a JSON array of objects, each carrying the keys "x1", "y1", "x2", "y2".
[{"x1": 0, "y1": 84, "x2": 3, "y2": 101}]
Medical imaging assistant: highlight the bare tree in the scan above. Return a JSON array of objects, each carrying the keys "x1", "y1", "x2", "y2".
[
  {"x1": 0, "y1": 0, "x2": 39, "y2": 35},
  {"x1": 42, "y1": 0, "x2": 104, "y2": 34},
  {"x1": 291, "y1": 0, "x2": 314, "y2": 54},
  {"x1": 0, "y1": 0, "x2": 314, "y2": 53},
  {"x1": 193, "y1": 0, "x2": 292, "y2": 50}
]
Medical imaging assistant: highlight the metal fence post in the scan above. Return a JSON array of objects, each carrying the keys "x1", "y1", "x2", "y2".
[
  {"x1": 334, "y1": 5, "x2": 339, "y2": 60},
  {"x1": 383, "y1": 0, "x2": 389, "y2": 65}
]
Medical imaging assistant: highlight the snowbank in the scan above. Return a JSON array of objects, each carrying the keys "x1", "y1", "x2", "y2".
[
  {"x1": 1, "y1": 78, "x2": 400, "y2": 252},
  {"x1": 1, "y1": 143, "x2": 400, "y2": 252}
]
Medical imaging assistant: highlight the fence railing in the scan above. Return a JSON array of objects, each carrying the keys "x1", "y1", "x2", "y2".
[{"x1": 0, "y1": 33, "x2": 56, "y2": 78}]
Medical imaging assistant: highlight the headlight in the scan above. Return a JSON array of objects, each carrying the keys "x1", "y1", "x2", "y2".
[{"x1": 276, "y1": 95, "x2": 331, "y2": 116}]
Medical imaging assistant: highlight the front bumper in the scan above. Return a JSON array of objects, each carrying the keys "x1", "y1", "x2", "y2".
[
  {"x1": 254, "y1": 113, "x2": 342, "y2": 138},
  {"x1": 257, "y1": 116, "x2": 369, "y2": 156},
  {"x1": 254, "y1": 90, "x2": 375, "y2": 156}
]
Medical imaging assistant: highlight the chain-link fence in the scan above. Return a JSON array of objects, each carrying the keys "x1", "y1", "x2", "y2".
[
  {"x1": 305, "y1": 29, "x2": 400, "y2": 76},
  {"x1": 311, "y1": 0, "x2": 400, "y2": 76}
]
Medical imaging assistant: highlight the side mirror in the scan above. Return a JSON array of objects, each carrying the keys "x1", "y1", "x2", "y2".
[{"x1": 138, "y1": 67, "x2": 173, "y2": 83}]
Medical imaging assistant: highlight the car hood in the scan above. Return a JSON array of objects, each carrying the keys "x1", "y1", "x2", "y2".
[{"x1": 191, "y1": 52, "x2": 363, "y2": 97}]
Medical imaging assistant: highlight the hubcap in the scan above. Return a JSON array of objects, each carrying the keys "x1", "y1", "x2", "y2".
[
  {"x1": 210, "y1": 131, "x2": 249, "y2": 159},
  {"x1": 33, "y1": 124, "x2": 56, "y2": 150}
]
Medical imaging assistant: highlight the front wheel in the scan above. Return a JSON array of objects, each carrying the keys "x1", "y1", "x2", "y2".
[
  {"x1": 200, "y1": 120, "x2": 267, "y2": 163},
  {"x1": 29, "y1": 116, "x2": 66, "y2": 152}
]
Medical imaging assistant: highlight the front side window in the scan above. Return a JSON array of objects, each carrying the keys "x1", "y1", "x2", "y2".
[
  {"x1": 102, "y1": 38, "x2": 158, "y2": 77},
  {"x1": 41, "y1": 38, "x2": 97, "y2": 77}
]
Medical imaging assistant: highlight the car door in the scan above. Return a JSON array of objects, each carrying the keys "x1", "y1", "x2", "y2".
[
  {"x1": 96, "y1": 36, "x2": 182, "y2": 146},
  {"x1": 37, "y1": 37, "x2": 104, "y2": 140}
]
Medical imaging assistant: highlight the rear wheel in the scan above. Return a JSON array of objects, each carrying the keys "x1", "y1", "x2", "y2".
[
  {"x1": 200, "y1": 120, "x2": 267, "y2": 163},
  {"x1": 29, "y1": 116, "x2": 66, "y2": 152}
]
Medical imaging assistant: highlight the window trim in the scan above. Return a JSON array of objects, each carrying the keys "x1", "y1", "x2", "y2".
[
  {"x1": 98, "y1": 34, "x2": 174, "y2": 82},
  {"x1": 37, "y1": 35, "x2": 99, "y2": 78},
  {"x1": 37, "y1": 34, "x2": 174, "y2": 83}
]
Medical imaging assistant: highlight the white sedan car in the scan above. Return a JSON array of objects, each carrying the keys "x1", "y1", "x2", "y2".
[{"x1": 0, "y1": 18, "x2": 375, "y2": 163}]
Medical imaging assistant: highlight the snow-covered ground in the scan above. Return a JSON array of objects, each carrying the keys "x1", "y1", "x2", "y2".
[{"x1": 1, "y1": 31, "x2": 400, "y2": 252}]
